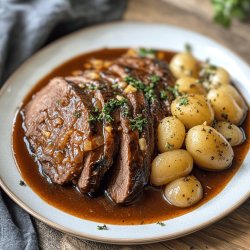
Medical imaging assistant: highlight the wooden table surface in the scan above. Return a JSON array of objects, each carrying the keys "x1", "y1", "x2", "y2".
[{"x1": 35, "y1": 1, "x2": 250, "y2": 249}]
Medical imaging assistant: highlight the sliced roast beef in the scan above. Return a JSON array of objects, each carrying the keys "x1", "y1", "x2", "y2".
[
  {"x1": 106, "y1": 111, "x2": 144, "y2": 204},
  {"x1": 23, "y1": 49, "x2": 177, "y2": 205},
  {"x1": 126, "y1": 91, "x2": 154, "y2": 184},
  {"x1": 77, "y1": 89, "x2": 118, "y2": 193},
  {"x1": 24, "y1": 77, "x2": 96, "y2": 184}
]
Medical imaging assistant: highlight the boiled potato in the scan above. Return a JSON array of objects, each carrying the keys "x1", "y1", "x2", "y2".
[
  {"x1": 176, "y1": 76, "x2": 206, "y2": 95},
  {"x1": 169, "y1": 52, "x2": 200, "y2": 78},
  {"x1": 207, "y1": 85, "x2": 247, "y2": 125},
  {"x1": 150, "y1": 149, "x2": 193, "y2": 186},
  {"x1": 164, "y1": 175, "x2": 203, "y2": 208},
  {"x1": 171, "y1": 94, "x2": 214, "y2": 129},
  {"x1": 214, "y1": 121, "x2": 245, "y2": 146},
  {"x1": 201, "y1": 66, "x2": 230, "y2": 90},
  {"x1": 186, "y1": 124, "x2": 234, "y2": 170},
  {"x1": 157, "y1": 116, "x2": 186, "y2": 152}
]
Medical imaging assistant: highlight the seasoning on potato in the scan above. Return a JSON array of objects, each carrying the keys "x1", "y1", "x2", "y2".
[
  {"x1": 157, "y1": 116, "x2": 186, "y2": 152},
  {"x1": 185, "y1": 124, "x2": 234, "y2": 171},
  {"x1": 200, "y1": 64, "x2": 230, "y2": 90},
  {"x1": 150, "y1": 149, "x2": 193, "y2": 186},
  {"x1": 171, "y1": 94, "x2": 214, "y2": 129},
  {"x1": 176, "y1": 76, "x2": 206, "y2": 95},
  {"x1": 214, "y1": 121, "x2": 245, "y2": 146},
  {"x1": 207, "y1": 85, "x2": 247, "y2": 125},
  {"x1": 169, "y1": 52, "x2": 200, "y2": 78},
  {"x1": 164, "y1": 175, "x2": 203, "y2": 208}
]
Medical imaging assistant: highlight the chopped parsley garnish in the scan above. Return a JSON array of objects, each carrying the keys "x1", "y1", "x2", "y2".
[
  {"x1": 179, "y1": 96, "x2": 189, "y2": 106},
  {"x1": 19, "y1": 180, "x2": 26, "y2": 186},
  {"x1": 124, "y1": 76, "x2": 144, "y2": 91},
  {"x1": 124, "y1": 75, "x2": 160, "y2": 103},
  {"x1": 130, "y1": 114, "x2": 147, "y2": 133},
  {"x1": 185, "y1": 43, "x2": 192, "y2": 53},
  {"x1": 150, "y1": 75, "x2": 160, "y2": 84},
  {"x1": 138, "y1": 48, "x2": 156, "y2": 58},
  {"x1": 156, "y1": 221, "x2": 166, "y2": 226},
  {"x1": 88, "y1": 108, "x2": 101, "y2": 123},
  {"x1": 88, "y1": 99, "x2": 128, "y2": 123},
  {"x1": 97, "y1": 224, "x2": 108, "y2": 230},
  {"x1": 87, "y1": 84, "x2": 98, "y2": 90},
  {"x1": 160, "y1": 90, "x2": 168, "y2": 100},
  {"x1": 101, "y1": 98, "x2": 127, "y2": 122},
  {"x1": 167, "y1": 86, "x2": 180, "y2": 98},
  {"x1": 73, "y1": 111, "x2": 82, "y2": 118}
]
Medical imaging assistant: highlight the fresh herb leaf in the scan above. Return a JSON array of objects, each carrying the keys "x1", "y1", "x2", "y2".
[
  {"x1": 211, "y1": 0, "x2": 250, "y2": 27},
  {"x1": 179, "y1": 96, "x2": 189, "y2": 106},
  {"x1": 88, "y1": 108, "x2": 101, "y2": 123},
  {"x1": 19, "y1": 180, "x2": 26, "y2": 186},
  {"x1": 185, "y1": 43, "x2": 192, "y2": 53},
  {"x1": 160, "y1": 90, "x2": 168, "y2": 100},
  {"x1": 167, "y1": 86, "x2": 180, "y2": 98},
  {"x1": 125, "y1": 76, "x2": 144, "y2": 91},
  {"x1": 97, "y1": 224, "x2": 108, "y2": 230},
  {"x1": 156, "y1": 221, "x2": 166, "y2": 226},
  {"x1": 138, "y1": 48, "x2": 156, "y2": 58},
  {"x1": 124, "y1": 75, "x2": 159, "y2": 103},
  {"x1": 87, "y1": 84, "x2": 98, "y2": 90},
  {"x1": 130, "y1": 114, "x2": 147, "y2": 133},
  {"x1": 89, "y1": 99, "x2": 128, "y2": 124}
]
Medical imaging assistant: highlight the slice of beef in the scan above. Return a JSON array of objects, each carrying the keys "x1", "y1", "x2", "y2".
[
  {"x1": 24, "y1": 77, "x2": 97, "y2": 184},
  {"x1": 126, "y1": 91, "x2": 154, "y2": 184},
  {"x1": 77, "y1": 89, "x2": 118, "y2": 193},
  {"x1": 106, "y1": 110, "x2": 144, "y2": 204}
]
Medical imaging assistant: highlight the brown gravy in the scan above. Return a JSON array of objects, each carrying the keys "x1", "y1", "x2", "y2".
[{"x1": 12, "y1": 49, "x2": 250, "y2": 225}]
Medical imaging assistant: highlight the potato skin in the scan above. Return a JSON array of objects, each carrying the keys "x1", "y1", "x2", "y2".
[
  {"x1": 164, "y1": 175, "x2": 203, "y2": 208},
  {"x1": 201, "y1": 67, "x2": 230, "y2": 90},
  {"x1": 207, "y1": 85, "x2": 247, "y2": 125},
  {"x1": 214, "y1": 121, "x2": 245, "y2": 146},
  {"x1": 176, "y1": 76, "x2": 206, "y2": 95},
  {"x1": 150, "y1": 150, "x2": 193, "y2": 186},
  {"x1": 169, "y1": 52, "x2": 200, "y2": 78},
  {"x1": 171, "y1": 94, "x2": 214, "y2": 129},
  {"x1": 185, "y1": 125, "x2": 234, "y2": 170},
  {"x1": 157, "y1": 116, "x2": 186, "y2": 152}
]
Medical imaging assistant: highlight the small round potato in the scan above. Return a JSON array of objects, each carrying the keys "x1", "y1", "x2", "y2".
[
  {"x1": 169, "y1": 52, "x2": 200, "y2": 78},
  {"x1": 164, "y1": 175, "x2": 203, "y2": 208},
  {"x1": 201, "y1": 66, "x2": 230, "y2": 90},
  {"x1": 150, "y1": 149, "x2": 193, "y2": 186},
  {"x1": 207, "y1": 85, "x2": 247, "y2": 125},
  {"x1": 209, "y1": 67, "x2": 230, "y2": 87},
  {"x1": 186, "y1": 124, "x2": 234, "y2": 170},
  {"x1": 214, "y1": 121, "x2": 245, "y2": 146},
  {"x1": 157, "y1": 116, "x2": 186, "y2": 152},
  {"x1": 171, "y1": 94, "x2": 214, "y2": 129},
  {"x1": 176, "y1": 76, "x2": 206, "y2": 95}
]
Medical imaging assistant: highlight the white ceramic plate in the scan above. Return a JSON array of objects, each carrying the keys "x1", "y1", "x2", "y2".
[{"x1": 0, "y1": 22, "x2": 249, "y2": 244}]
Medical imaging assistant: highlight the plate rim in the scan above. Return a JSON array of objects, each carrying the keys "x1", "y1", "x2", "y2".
[{"x1": 0, "y1": 21, "x2": 250, "y2": 244}]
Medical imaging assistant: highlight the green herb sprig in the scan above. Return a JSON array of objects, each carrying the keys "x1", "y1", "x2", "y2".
[
  {"x1": 97, "y1": 224, "x2": 108, "y2": 230},
  {"x1": 138, "y1": 48, "x2": 156, "y2": 58},
  {"x1": 130, "y1": 114, "x2": 148, "y2": 133},
  {"x1": 124, "y1": 75, "x2": 160, "y2": 103},
  {"x1": 211, "y1": 0, "x2": 250, "y2": 27}
]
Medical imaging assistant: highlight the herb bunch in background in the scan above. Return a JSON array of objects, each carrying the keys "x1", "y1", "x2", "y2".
[{"x1": 211, "y1": 0, "x2": 250, "y2": 27}]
